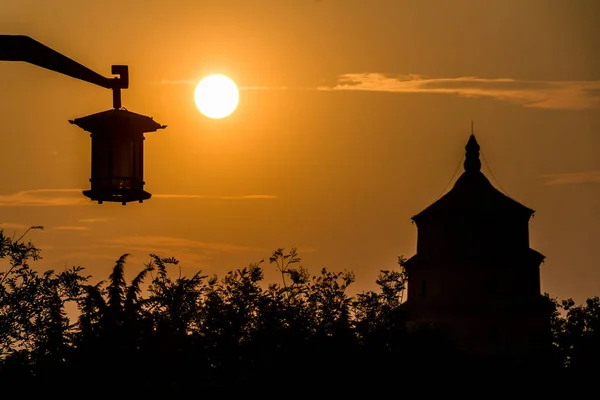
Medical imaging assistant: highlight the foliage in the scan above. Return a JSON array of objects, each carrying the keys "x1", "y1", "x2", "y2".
[
  {"x1": 546, "y1": 293, "x2": 600, "y2": 374},
  {"x1": 0, "y1": 230, "x2": 598, "y2": 393}
]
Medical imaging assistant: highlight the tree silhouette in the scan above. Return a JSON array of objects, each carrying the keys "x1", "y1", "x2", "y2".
[
  {"x1": 0, "y1": 226, "x2": 87, "y2": 386},
  {"x1": 547, "y1": 294, "x2": 600, "y2": 375},
  {"x1": 0, "y1": 229, "x2": 598, "y2": 394}
]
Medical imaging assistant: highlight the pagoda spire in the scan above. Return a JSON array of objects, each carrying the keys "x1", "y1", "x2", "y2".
[{"x1": 464, "y1": 134, "x2": 481, "y2": 173}]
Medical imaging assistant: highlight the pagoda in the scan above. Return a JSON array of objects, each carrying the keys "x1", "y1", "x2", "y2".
[{"x1": 403, "y1": 134, "x2": 551, "y2": 362}]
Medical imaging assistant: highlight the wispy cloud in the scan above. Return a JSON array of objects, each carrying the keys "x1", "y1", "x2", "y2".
[
  {"x1": 0, "y1": 222, "x2": 29, "y2": 230},
  {"x1": 156, "y1": 79, "x2": 196, "y2": 85},
  {"x1": 54, "y1": 226, "x2": 90, "y2": 231},
  {"x1": 0, "y1": 189, "x2": 89, "y2": 207},
  {"x1": 239, "y1": 86, "x2": 288, "y2": 91},
  {"x1": 104, "y1": 235, "x2": 264, "y2": 254},
  {"x1": 78, "y1": 218, "x2": 111, "y2": 223},
  {"x1": 0, "y1": 189, "x2": 277, "y2": 207},
  {"x1": 542, "y1": 171, "x2": 600, "y2": 185},
  {"x1": 155, "y1": 80, "x2": 287, "y2": 91},
  {"x1": 319, "y1": 73, "x2": 600, "y2": 110},
  {"x1": 153, "y1": 194, "x2": 278, "y2": 200},
  {"x1": 158, "y1": 73, "x2": 600, "y2": 109}
]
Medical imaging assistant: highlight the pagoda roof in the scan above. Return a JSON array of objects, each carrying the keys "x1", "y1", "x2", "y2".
[
  {"x1": 69, "y1": 108, "x2": 166, "y2": 133},
  {"x1": 412, "y1": 135, "x2": 534, "y2": 224}
]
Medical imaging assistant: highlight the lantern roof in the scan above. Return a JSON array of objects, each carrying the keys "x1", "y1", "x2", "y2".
[
  {"x1": 411, "y1": 135, "x2": 534, "y2": 224},
  {"x1": 69, "y1": 108, "x2": 166, "y2": 133}
]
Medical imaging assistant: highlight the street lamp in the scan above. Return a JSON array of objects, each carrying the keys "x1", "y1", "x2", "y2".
[{"x1": 0, "y1": 35, "x2": 166, "y2": 205}]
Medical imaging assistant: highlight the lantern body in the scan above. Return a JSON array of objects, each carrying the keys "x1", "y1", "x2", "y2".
[{"x1": 69, "y1": 109, "x2": 166, "y2": 205}]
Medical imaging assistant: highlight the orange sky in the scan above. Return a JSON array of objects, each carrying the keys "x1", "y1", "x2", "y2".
[{"x1": 0, "y1": 0, "x2": 599, "y2": 303}]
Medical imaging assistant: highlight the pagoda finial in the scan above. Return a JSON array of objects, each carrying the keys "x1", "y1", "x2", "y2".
[{"x1": 464, "y1": 134, "x2": 481, "y2": 172}]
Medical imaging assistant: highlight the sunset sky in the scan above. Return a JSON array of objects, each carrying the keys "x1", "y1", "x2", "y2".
[{"x1": 0, "y1": 0, "x2": 599, "y2": 303}]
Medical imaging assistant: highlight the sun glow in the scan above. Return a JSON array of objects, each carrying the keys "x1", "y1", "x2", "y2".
[{"x1": 194, "y1": 74, "x2": 239, "y2": 119}]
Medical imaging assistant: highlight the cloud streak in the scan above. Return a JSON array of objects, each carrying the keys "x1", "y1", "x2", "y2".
[
  {"x1": 104, "y1": 235, "x2": 264, "y2": 254},
  {"x1": 542, "y1": 171, "x2": 600, "y2": 185},
  {"x1": 239, "y1": 86, "x2": 288, "y2": 91},
  {"x1": 54, "y1": 226, "x2": 90, "y2": 231},
  {"x1": 0, "y1": 189, "x2": 90, "y2": 207},
  {"x1": 78, "y1": 218, "x2": 111, "y2": 223},
  {"x1": 159, "y1": 73, "x2": 600, "y2": 109},
  {"x1": 319, "y1": 73, "x2": 600, "y2": 110},
  {"x1": 156, "y1": 80, "x2": 288, "y2": 91},
  {"x1": 0, "y1": 222, "x2": 29, "y2": 230},
  {"x1": 156, "y1": 79, "x2": 196, "y2": 85},
  {"x1": 153, "y1": 194, "x2": 278, "y2": 200},
  {"x1": 0, "y1": 189, "x2": 277, "y2": 207}
]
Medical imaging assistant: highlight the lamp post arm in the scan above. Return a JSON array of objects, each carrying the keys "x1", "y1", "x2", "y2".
[{"x1": 0, "y1": 35, "x2": 128, "y2": 108}]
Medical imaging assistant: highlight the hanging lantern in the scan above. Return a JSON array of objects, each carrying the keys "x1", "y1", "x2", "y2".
[
  {"x1": 0, "y1": 35, "x2": 168, "y2": 206},
  {"x1": 69, "y1": 109, "x2": 166, "y2": 205}
]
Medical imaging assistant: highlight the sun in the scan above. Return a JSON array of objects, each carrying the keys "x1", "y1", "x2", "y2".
[{"x1": 194, "y1": 74, "x2": 239, "y2": 119}]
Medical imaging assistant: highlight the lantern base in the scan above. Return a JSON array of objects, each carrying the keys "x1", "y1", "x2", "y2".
[{"x1": 83, "y1": 188, "x2": 152, "y2": 205}]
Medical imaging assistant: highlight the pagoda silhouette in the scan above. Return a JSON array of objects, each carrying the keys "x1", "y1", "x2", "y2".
[{"x1": 403, "y1": 134, "x2": 552, "y2": 364}]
